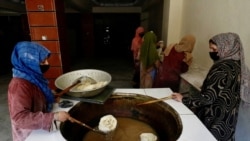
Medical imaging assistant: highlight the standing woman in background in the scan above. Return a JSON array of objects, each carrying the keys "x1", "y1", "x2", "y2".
[
  {"x1": 139, "y1": 31, "x2": 160, "y2": 88},
  {"x1": 131, "y1": 26, "x2": 144, "y2": 88},
  {"x1": 153, "y1": 34, "x2": 196, "y2": 92},
  {"x1": 172, "y1": 32, "x2": 242, "y2": 141}
]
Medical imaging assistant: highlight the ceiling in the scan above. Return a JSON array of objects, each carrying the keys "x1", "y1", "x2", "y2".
[{"x1": 0, "y1": 0, "x2": 157, "y2": 15}]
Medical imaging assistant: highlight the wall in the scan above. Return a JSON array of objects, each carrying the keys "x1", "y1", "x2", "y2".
[
  {"x1": 141, "y1": 0, "x2": 164, "y2": 39},
  {"x1": 166, "y1": 0, "x2": 250, "y2": 69},
  {"x1": 165, "y1": 0, "x2": 183, "y2": 45},
  {"x1": 92, "y1": 7, "x2": 141, "y2": 13},
  {"x1": 161, "y1": 0, "x2": 170, "y2": 43},
  {"x1": 146, "y1": 1, "x2": 164, "y2": 39}
]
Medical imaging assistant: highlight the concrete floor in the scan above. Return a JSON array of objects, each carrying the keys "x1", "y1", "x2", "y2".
[{"x1": 0, "y1": 57, "x2": 134, "y2": 141}]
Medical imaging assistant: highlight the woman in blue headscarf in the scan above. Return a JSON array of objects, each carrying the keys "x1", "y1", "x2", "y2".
[{"x1": 8, "y1": 41, "x2": 71, "y2": 141}]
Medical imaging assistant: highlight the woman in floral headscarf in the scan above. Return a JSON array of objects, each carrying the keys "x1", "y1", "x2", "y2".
[
  {"x1": 139, "y1": 31, "x2": 160, "y2": 88},
  {"x1": 153, "y1": 34, "x2": 196, "y2": 91},
  {"x1": 8, "y1": 41, "x2": 72, "y2": 141},
  {"x1": 172, "y1": 32, "x2": 244, "y2": 141}
]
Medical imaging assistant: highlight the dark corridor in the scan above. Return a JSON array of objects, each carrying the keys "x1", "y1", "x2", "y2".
[
  {"x1": 0, "y1": 13, "x2": 141, "y2": 75},
  {"x1": 93, "y1": 13, "x2": 141, "y2": 59}
]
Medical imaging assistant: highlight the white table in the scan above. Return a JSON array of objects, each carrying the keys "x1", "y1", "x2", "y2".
[{"x1": 26, "y1": 88, "x2": 216, "y2": 141}]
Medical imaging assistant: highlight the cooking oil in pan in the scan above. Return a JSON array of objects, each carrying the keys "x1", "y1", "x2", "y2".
[{"x1": 82, "y1": 117, "x2": 157, "y2": 141}]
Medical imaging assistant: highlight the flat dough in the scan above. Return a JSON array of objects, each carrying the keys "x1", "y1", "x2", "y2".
[
  {"x1": 75, "y1": 81, "x2": 108, "y2": 91},
  {"x1": 140, "y1": 133, "x2": 158, "y2": 141}
]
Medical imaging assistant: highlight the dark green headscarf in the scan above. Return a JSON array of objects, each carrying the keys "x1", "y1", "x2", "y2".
[{"x1": 140, "y1": 31, "x2": 159, "y2": 69}]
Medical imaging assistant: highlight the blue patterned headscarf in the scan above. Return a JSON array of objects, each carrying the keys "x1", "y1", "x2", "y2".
[{"x1": 11, "y1": 41, "x2": 54, "y2": 111}]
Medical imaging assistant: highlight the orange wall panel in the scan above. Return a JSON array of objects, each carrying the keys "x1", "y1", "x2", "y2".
[
  {"x1": 27, "y1": 12, "x2": 57, "y2": 26},
  {"x1": 44, "y1": 66, "x2": 63, "y2": 78},
  {"x1": 48, "y1": 54, "x2": 62, "y2": 66},
  {"x1": 26, "y1": 0, "x2": 56, "y2": 11},
  {"x1": 35, "y1": 41, "x2": 60, "y2": 53},
  {"x1": 30, "y1": 27, "x2": 59, "y2": 40}
]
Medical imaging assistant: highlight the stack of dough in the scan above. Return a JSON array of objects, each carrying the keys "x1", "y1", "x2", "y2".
[
  {"x1": 140, "y1": 133, "x2": 158, "y2": 141},
  {"x1": 75, "y1": 81, "x2": 108, "y2": 91},
  {"x1": 98, "y1": 114, "x2": 117, "y2": 133}
]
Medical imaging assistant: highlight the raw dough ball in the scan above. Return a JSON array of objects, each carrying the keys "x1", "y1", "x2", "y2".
[{"x1": 98, "y1": 114, "x2": 117, "y2": 133}]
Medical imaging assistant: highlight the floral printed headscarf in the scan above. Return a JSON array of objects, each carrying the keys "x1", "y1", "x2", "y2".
[
  {"x1": 210, "y1": 32, "x2": 250, "y2": 103},
  {"x1": 11, "y1": 41, "x2": 54, "y2": 111}
]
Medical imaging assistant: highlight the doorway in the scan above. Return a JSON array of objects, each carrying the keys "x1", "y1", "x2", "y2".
[{"x1": 93, "y1": 13, "x2": 141, "y2": 59}]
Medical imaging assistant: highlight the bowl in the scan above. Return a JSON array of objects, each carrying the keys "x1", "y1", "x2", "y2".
[
  {"x1": 60, "y1": 93, "x2": 183, "y2": 141},
  {"x1": 55, "y1": 69, "x2": 112, "y2": 97}
]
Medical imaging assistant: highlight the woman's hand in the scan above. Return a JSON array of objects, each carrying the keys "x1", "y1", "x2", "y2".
[
  {"x1": 54, "y1": 111, "x2": 71, "y2": 122},
  {"x1": 171, "y1": 93, "x2": 183, "y2": 102}
]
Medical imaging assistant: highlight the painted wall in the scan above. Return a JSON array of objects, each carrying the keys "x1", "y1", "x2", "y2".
[
  {"x1": 165, "y1": 0, "x2": 183, "y2": 46},
  {"x1": 165, "y1": 0, "x2": 250, "y2": 69}
]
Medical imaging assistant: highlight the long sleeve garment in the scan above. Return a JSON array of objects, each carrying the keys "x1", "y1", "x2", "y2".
[
  {"x1": 8, "y1": 78, "x2": 54, "y2": 141},
  {"x1": 182, "y1": 59, "x2": 241, "y2": 141},
  {"x1": 153, "y1": 47, "x2": 188, "y2": 92}
]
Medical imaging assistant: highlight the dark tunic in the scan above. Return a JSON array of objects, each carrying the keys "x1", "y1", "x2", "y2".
[
  {"x1": 153, "y1": 48, "x2": 188, "y2": 91},
  {"x1": 8, "y1": 78, "x2": 54, "y2": 141},
  {"x1": 182, "y1": 59, "x2": 241, "y2": 141}
]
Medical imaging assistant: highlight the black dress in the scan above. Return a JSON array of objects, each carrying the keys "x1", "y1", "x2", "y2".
[{"x1": 182, "y1": 59, "x2": 241, "y2": 141}]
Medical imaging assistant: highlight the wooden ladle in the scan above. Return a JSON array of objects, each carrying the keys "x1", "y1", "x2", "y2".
[
  {"x1": 136, "y1": 95, "x2": 172, "y2": 106},
  {"x1": 70, "y1": 117, "x2": 107, "y2": 135},
  {"x1": 54, "y1": 76, "x2": 97, "y2": 99}
]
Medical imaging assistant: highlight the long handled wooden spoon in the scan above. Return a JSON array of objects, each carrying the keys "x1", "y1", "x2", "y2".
[
  {"x1": 136, "y1": 95, "x2": 172, "y2": 106},
  {"x1": 70, "y1": 117, "x2": 107, "y2": 135},
  {"x1": 54, "y1": 76, "x2": 84, "y2": 98}
]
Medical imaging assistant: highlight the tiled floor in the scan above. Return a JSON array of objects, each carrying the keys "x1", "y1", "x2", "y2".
[{"x1": 0, "y1": 56, "x2": 135, "y2": 141}]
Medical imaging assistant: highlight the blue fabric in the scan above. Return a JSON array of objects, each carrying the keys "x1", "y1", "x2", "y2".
[
  {"x1": 150, "y1": 69, "x2": 157, "y2": 80},
  {"x1": 11, "y1": 41, "x2": 54, "y2": 111}
]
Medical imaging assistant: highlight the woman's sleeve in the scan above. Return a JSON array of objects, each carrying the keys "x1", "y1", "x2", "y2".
[
  {"x1": 182, "y1": 65, "x2": 228, "y2": 108},
  {"x1": 8, "y1": 81, "x2": 54, "y2": 131}
]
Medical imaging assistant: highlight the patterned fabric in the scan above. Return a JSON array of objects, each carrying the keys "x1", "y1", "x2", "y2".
[
  {"x1": 182, "y1": 33, "x2": 242, "y2": 141},
  {"x1": 11, "y1": 41, "x2": 54, "y2": 111},
  {"x1": 184, "y1": 60, "x2": 241, "y2": 141},
  {"x1": 212, "y1": 34, "x2": 250, "y2": 141},
  {"x1": 210, "y1": 32, "x2": 250, "y2": 102}
]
